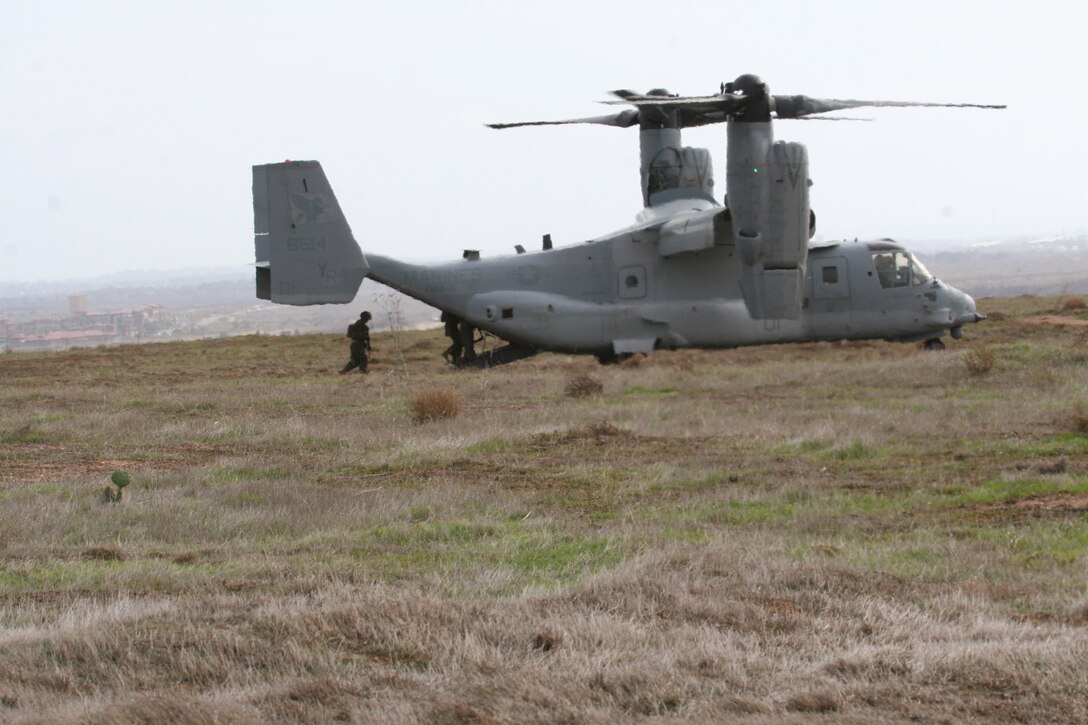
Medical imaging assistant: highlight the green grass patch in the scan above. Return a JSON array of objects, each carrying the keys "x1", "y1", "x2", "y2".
[
  {"x1": 831, "y1": 531, "x2": 968, "y2": 580},
  {"x1": 156, "y1": 401, "x2": 218, "y2": 415},
  {"x1": 692, "y1": 498, "x2": 794, "y2": 526},
  {"x1": 644, "y1": 471, "x2": 736, "y2": 495},
  {"x1": 621, "y1": 385, "x2": 680, "y2": 398},
  {"x1": 0, "y1": 558, "x2": 219, "y2": 595},
  {"x1": 501, "y1": 534, "x2": 620, "y2": 584},
  {"x1": 257, "y1": 435, "x2": 347, "y2": 453},
  {"x1": 2, "y1": 560, "x2": 109, "y2": 591},
  {"x1": 320, "y1": 463, "x2": 398, "y2": 479},
  {"x1": 466, "y1": 437, "x2": 518, "y2": 454},
  {"x1": 209, "y1": 466, "x2": 294, "y2": 484},
  {"x1": 364, "y1": 521, "x2": 500, "y2": 546},
  {"x1": 962, "y1": 522, "x2": 1088, "y2": 567},
  {"x1": 995, "y1": 434, "x2": 1088, "y2": 457},
  {"x1": 793, "y1": 438, "x2": 833, "y2": 454},
  {"x1": 351, "y1": 548, "x2": 459, "y2": 581},
  {"x1": 945, "y1": 475, "x2": 1088, "y2": 506},
  {"x1": 821, "y1": 441, "x2": 880, "y2": 461},
  {"x1": 348, "y1": 520, "x2": 622, "y2": 588},
  {"x1": 776, "y1": 438, "x2": 882, "y2": 461}
]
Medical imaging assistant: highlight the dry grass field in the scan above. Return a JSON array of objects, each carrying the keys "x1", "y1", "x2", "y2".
[{"x1": 1, "y1": 295, "x2": 1087, "y2": 724}]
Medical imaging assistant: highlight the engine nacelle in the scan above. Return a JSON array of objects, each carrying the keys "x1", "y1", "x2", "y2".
[
  {"x1": 640, "y1": 128, "x2": 716, "y2": 206},
  {"x1": 729, "y1": 134, "x2": 810, "y2": 319}
]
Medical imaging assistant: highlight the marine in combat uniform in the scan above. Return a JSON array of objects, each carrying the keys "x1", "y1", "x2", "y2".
[
  {"x1": 458, "y1": 320, "x2": 477, "y2": 363},
  {"x1": 441, "y1": 311, "x2": 463, "y2": 365},
  {"x1": 340, "y1": 311, "x2": 372, "y2": 375}
]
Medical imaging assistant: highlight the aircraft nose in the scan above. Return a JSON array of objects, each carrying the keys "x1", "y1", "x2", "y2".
[
  {"x1": 953, "y1": 288, "x2": 981, "y2": 326},
  {"x1": 943, "y1": 285, "x2": 984, "y2": 338}
]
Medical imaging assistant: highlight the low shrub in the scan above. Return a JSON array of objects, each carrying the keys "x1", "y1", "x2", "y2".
[
  {"x1": 565, "y1": 374, "x2": 603, "y2": 398},
  {"x1": 82, "y1": 546, "x2": 125, "y2": 561},
  {"x1": 531, "y1": 630, "x2": 563, "y2": 652},
  {"x1": 964, "y1": 345, "x2": 996, "y2": 377},
  {"x1": 409, "y1": 386, "x2": 462, "y2": 423},
  {"x1": 665, "y1": 349, "x2": 700, "y2": 373},
  {"x1": 1060, "y1": 297, "x2": 1086, "y2": 311},
  {"x1": 1073, "y1": 403, "x2": 1088, "y2": 435},
  {"x1": 562, "y1": 421, "x2": 627, "y2": 441},
  {"x1": 785, "y1": 690, "x2": 841, "y2": 714}
]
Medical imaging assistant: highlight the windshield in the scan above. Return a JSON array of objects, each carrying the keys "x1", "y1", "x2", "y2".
[
  {"x1": 910, "y1": 255, "x2": 933, "y2": 285},
  {"x1": 872, "y1": 251, "x2": 933, "y2": 289}
]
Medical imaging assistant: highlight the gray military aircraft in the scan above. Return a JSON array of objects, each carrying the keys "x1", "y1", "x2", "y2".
[{"x1": 252, "y1": 73, "x2": 1002, "y2": 365}]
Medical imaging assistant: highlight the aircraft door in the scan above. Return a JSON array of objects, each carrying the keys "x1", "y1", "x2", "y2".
[
  {"x1": 808, "y1": 256, "x2": 853, "y2": 339},
  {"x1": 813, "y1": 257, "x2": 850, "y2": 301}
]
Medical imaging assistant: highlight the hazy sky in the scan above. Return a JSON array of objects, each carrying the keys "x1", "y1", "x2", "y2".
[{"x1": 3, "y1": 1, "x2": 1086, "y2": 282}]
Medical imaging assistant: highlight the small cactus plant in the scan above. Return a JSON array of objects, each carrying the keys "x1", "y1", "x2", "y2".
[{"x1": 102, "y1": 469, "x2": 131, "y2": 503}]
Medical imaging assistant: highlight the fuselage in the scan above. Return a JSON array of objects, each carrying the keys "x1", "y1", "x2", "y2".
[{"x1": 365, "y1": 202, "x2": 979, "y2": 357}]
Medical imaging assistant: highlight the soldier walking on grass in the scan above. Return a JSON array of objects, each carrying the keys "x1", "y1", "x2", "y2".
[{"x1": 340, "y1": 311, "x2": 372, "y2": 375}]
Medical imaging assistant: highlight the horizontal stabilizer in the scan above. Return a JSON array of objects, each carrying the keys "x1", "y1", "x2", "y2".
[{"x1": 253, "y1": 161, "x2": 367, "y2": 305}]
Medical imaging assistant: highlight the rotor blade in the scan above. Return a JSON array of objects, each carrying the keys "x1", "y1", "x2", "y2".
[
  {"x1": 773, "y1": 95, "x2": 1006, "y2": 118},
  {"x1": 608, "y1": 89, "x2": 652, "y2": 102},
  {"x1": 604, "y1": 92, "x2": 746, "y2": 113},
  {"x1": 785, "y1": 116, "x2": 873, "y2": 122},
  {"x1": 487, "y1": 109, "x2": 639, "y2": 129},
  {"x1": 603, "y1": 92, "x2": 749, "y2": 130},
  {"x1": 677, "y1": 109, "x2": 732, "y2": 128}
]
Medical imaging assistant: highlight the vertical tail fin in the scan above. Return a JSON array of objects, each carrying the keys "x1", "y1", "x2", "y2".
[{"x1": 252, "y1": 161, "x2": 368, "y2": 305}]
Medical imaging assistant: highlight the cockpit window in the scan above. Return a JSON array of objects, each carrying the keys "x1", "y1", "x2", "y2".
[
  {"x1": 872, "y1": 251, "x2": 933, "y2": 289},
  {"x1": 872, "y1": 251, "x2": 911, "y2": 289},
  {"x1": 910, "y1": 255, "x2": 933, "y2": 286}
]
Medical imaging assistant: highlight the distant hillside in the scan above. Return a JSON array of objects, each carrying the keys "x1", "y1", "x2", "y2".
[
  {"x1": 1, "y1": 272, "x2": 437, "y2": 350},
  {"x1": 912, "y1": 234, "x2": 1088, "y2": 298}
]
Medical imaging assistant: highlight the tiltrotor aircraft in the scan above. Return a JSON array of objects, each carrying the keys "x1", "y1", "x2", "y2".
[{"x1": 252, "y1": 73, "x2": 1002, "y2": 365}]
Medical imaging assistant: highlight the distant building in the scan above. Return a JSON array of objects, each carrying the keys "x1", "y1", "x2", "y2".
[{"x1": 4, "y1": 304, "x2": 169, "y2": 351}]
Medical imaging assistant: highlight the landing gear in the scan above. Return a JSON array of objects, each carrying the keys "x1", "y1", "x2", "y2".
[{"x1": 923, "y1": 338, "x2": 946, "y2": 351}]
